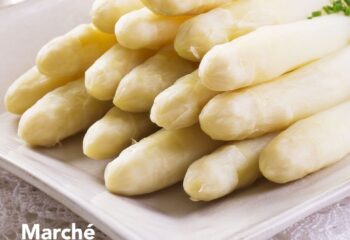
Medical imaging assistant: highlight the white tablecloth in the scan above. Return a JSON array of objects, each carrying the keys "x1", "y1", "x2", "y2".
[
  {"x1": 0, "y1": 168, "x2": 108, "y2": 240},
  {"x1": 1, "y1": 168, "x2": 350, "y2": 240}
]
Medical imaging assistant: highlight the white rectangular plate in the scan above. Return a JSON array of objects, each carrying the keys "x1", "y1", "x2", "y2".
[{"x1": 1, "y1": 1, "x2": 350, "y2": 239}]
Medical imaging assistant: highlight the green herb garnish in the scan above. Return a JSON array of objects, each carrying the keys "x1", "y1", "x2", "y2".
[{"x1": 308, "y1": 0, "x2": 350, "y2": 18}]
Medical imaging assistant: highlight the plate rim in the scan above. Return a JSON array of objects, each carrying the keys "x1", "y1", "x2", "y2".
[
  {"x1": 1, "y1": 120, "x2": 350, "y2": 240},
  {"x1": 0, "y1": 143, "x2": 132, "y2": 240}
]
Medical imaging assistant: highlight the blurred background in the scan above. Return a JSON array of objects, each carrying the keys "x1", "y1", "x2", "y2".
[{"x1": 0, "y1": 0, "x2": 26, "y2": 8}]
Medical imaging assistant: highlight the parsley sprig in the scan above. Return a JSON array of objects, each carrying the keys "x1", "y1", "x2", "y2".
[{"x1": 309, "y1": 0, "x2": 350, "y2": 19}]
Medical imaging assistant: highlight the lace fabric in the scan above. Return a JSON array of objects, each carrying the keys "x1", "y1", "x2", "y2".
[
  {"x1": 272, "y1": 197, "x2": 350, "y2": 240},
  {"x1": 0, "y1": 168, "x2": 110, "y2": 240},
  {"x1": 0, "y1": 167, "x2": 349, "y2": 240}
]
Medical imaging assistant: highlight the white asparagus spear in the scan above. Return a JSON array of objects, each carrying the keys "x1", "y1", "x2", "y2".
[
  {"x1": 200, "y1": 47, "x2": 350, "y2": 141},
  {"x1": 114, "y1": 45, "x2": 197, "y2": 112},
  {"x1": 150, "y1": 70, "x2": 218, "y2": 130},
  {"x1": 83, "y1": 107, "x2": 158, "y2": 160},
  {"x1": 140, "y1": 0, "x2": 230, "y2": 16},
  {"x1": 85, "y1": 44, "x2": 154, "y2": 101},
  {"x1": 184, "y1": 133, "x2": 276, "y2": 201},
  {"x1": 260, "y1": 100, "x2": 350, "y2": 184},
  {"x1": 91, "y1": 0, "x2": 143, "y2": 33},
  {"x1": 4, "y1": 67, "x2": 76, "y2": 115},
  {"x1": 18, "y1": 80, "x2": 111, "y2": 147},
  {"x1": 115, "y1": 8, "x2": 190, "y2": 50},
  {"x1": 175, "y1": 0, "x2": 329, "y2": 61},
  {"x1": 36, "y1": 24, "x2": 116, "y2": 78},
  {"x1": 104, "y1": 125, "x2": 222, "y2": 195},
  {"x1": 199, "y1": 15, "x2": 350, "y2": 91}
]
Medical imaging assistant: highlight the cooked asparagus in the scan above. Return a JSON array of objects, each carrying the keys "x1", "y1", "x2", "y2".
[
  {"x1": 36, "y1": 24, "x2": 116, "y2": 78},
  {"x1": 260, "y1": 101, "x2": 350, "y2": 183},
  {"x1": 200, "y1": 47, "x2": 350, "y2": 140},
  {"x1": 104, "y1": 125, "x2": 222, "y2": 195},
  {"x1": 18, "y1": 80, "x2": 111, "y2": 146},
  {"x1": 83, "y1": 107, "x2": 158, "y2": 160},
  {"x1": 114, "y1": 45, "x2": 197, "y2": 112},
  {"x1": 199, "y1": 15, "x2": 350, "y2": 91}
]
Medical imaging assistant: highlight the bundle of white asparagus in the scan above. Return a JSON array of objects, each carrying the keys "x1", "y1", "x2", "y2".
[{"x1": 5, "y1": 0, "x2": 350, "y2": 202}]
